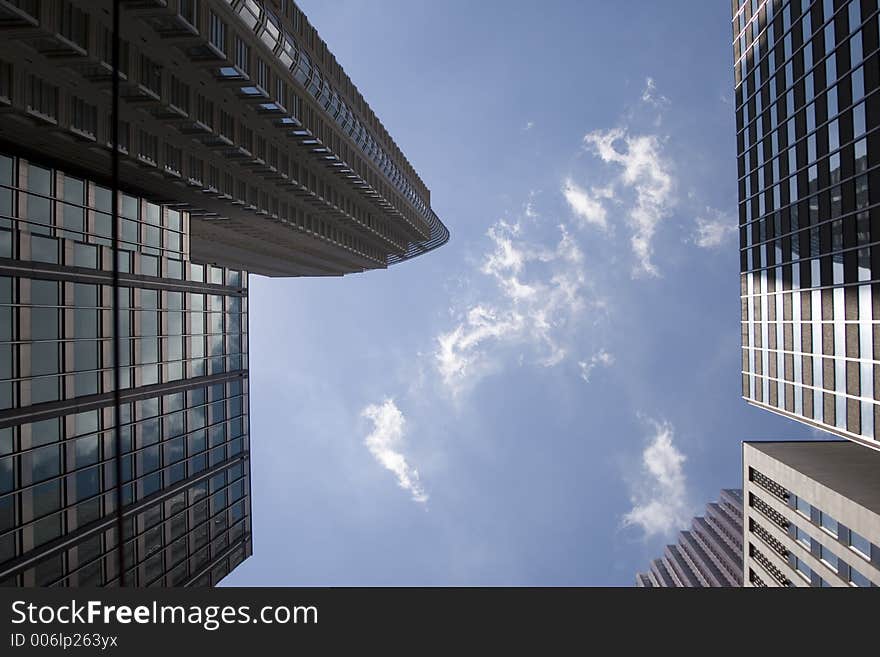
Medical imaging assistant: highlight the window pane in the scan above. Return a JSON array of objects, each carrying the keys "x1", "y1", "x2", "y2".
[{"x1": 30, "y1": 445, "x2": 60, "y2": 483}]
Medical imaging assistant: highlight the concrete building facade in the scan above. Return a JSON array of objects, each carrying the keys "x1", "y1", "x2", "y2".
[
  {"x1": 0, "y1": 0, "x2": 448, "y2": 277},
  {"x1": 743, "y1": 441, "x2": 880, "y2": 587}
]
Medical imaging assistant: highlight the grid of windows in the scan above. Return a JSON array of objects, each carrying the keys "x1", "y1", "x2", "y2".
[
  {"x1": 0, "y1": 152, "x2": 187, "y2": 261},
  {"x1": 0, "y1": 384, "x2": 250, "y2": 587},
  {"x1": 0, "y1": 153, "x2": 248, "y2": 413},
  {"x1": 0, "y1": 150, "x2": 251, "y2": 587},
  {"x1": 735, "y1": 0, "x2": 880, "y2": 446},
  {"x1": 785, "y1": 492, "x2": 877, "y2": 585}
]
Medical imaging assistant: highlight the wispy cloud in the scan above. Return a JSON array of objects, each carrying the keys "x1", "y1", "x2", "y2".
[
  {"x1": 578, "y1": 349, "x2": 615, "y2": 383},
  {"x1": 640, "y1": 77, "x2": 669, "y2": 109},
  {"x1": 562, "y1": 179, "x2": 613, "y2": 231},
  {"x1": 435, "y1": 219, "x2": 593, "y2": 396},
  {"x1": 524, "y1": 120, "x2": 535, "y2": 131},
  {"x1": 622, "y1": 420, "x2": 691, "y2": 538},
  {"x1": 524, "y1": 190, "x2": 540, "y2": 219},
  {"x1": 693, "y1": 209, "x2": 738, "y2": 248},
  {"x1": 562, "y1": 78, "x2": 675, "y2": 277},
  {"x1": 362, "y1": 399, "x2": 428, "y2": 504},
  {"x1": 582, "y1": 128, "x2": 674, "y2": 277}
]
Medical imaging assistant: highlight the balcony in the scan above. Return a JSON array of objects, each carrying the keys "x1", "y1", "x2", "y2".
[{"x1": 0, "y1": 0, "x2": 39, "y2": 34}]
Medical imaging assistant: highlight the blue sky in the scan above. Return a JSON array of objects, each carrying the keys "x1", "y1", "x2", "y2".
[{"x1": 223, "y1": 0, "x2": 815, "y2": 586}]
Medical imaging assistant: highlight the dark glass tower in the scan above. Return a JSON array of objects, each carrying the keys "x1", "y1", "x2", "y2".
[
  {"x1": 0, "y1": 150, "x2": 252, "y2": 586},
  {"x1": 735, "y1": 0, "x2": 880, "y2": 449},
  {"x1": 0, "y1": 0, "x2": 447, "y2": 587}
]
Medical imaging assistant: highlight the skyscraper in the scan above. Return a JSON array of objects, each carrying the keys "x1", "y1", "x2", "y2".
[
  {"x1": 0, "y1": 0, "x2": 447, "y2": 586},
  {"x1": 734, "y1": 0, "x2": 880, "y2": 449},
  {"x1": 743, "y1": 440, "x2": 880, "y2": 586},
  {"x1": 635, "y1": 489, "x2": 744, "y2": 587},
  {"x1": 0, "y1": 151, "x2": 252, "y2": 587},
  {"x1": 0, "y1": 0, "x2": 448, "y2": 276}
]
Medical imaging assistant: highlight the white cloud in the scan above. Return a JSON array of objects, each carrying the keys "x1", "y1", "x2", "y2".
[
  {"x1": 641, "y1": 77, "x2": 669, "y2": 108},
  {"x1": 622, "y1": 420, "x2": 690, "y2": 538},
  {"x1": 361, "y1": 399, "x2": 428, "y2": 504},
  {"x1": 562, "y1": 179, "x2": 613, "y2": 231},
  {"x1": 524, "y1": 121, "x2": 535, "y2": 131},
  {"x1": 582, "y1": 127, "x2": 674, "y2": 277},
  {"x1": 435, "y1": 220, "x2": 592, "y2": 395},
  {"x1": 578, "y1": 349, "x2": 615, "y2": 383},
  {"x1": 693, "y1": 210, "x2": 737, "y2": 248},
  {"x1": 525, "y1": 199, "x2": 538, "y2": 219}
]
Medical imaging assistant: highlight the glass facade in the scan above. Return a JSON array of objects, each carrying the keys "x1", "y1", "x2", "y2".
[
  {"x1": 735, "y1": 0, "x2": 880, "y2": 447},
  {"x1": 0, "y1": 151, "x2": 251, "y2": 587}
]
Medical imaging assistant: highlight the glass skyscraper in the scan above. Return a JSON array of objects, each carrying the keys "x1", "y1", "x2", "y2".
[
  {"x1": 735, "y1": 0, "x2": 880, "y2": 449},
  {"x1": 0, "y1": 151, "x2": 252, "y2": 586},
  {"x1": 0, "y1": 0, "x2": 447, "y2": 586}
]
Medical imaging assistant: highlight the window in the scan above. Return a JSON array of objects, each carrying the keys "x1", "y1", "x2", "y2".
[
  {"x1": 169, "y1": 75, "x2": 189, "y2": 114},
  {"x1": 849, "y1": 530, "x2": 870, "y2": 558},
  {"x1": 195, "y1": 94, "x2": 213, "y2": 128},
  {"x1": 188, "y1": 155, "x2": 203, "y2": 185},
  {"x1": 850, "y1": 568, "x2": 870, "y2": 587},
  {"x1": 57, "y1": 0, "x2": 88, "y2": 49},
  {"x1": 219, "y1": 110, "x2": 234, "y2": 141},
  {"x1": 850, "y1": 30, "x2": 863, "y2": 66},
  {"x1": 138, "y1": 130, "x2": 158, "y2": 164},
  {"x1": 69, "y1": 97, "x2": 97, "y2": 138},
  {"x1": 851, "y1": 66, "x2": 864, "y2": 101},
  {"x1": 234, "y1": 36, "x2": 249, "y2": 74},
  {"x1": 818, "y1": 511, "x2": 837, "y2": 537},
  {"x1": 27, "y1": 164, "x2": 57, "y2": 233},
  {"x1": 209, "y1": 11, "x2": 226, "y2": 54},
  {"x1": 27, "y1": 76, "x2": 58, "y2": 120},
  {"x1": 179, "y1": 0, "x2": 198, "y2": 27},
  {"x1": 164, "y1": 144, "x2": 181, "y2": 175},
  {"x1": 97, "y1": 27, "x2": 130, "y2": 75},
  {"x1": 256, "y1": 58, "x2": 268, "y2": 90},
  {"x1": 852, "y1": 102, "x2": 866, "y2": 139},
  {"x1": 795, "y1": 495, "x2": 810, "y2": 518},
  {"x1": 0, "y1": 60, "x2": 11, "y2": 104},
  {"x1": 275, "y1": 77, "x2": 286, "y2": 108},
  {"x1": 0, "y1": 455, "x2": 13, "y2": 495},
  {"x1": 32, "y1": 480, "x2": 60, "y2": 518},
  {"x1": 794, "y1": 556, "x2": 812, "y2": 581},
  {"x1": 795, "y1": 526, "x2": 811, "y2": 548},
  {"x1": 139, "y1": 54, "x2": 162, "y2": 96},
  {"x1": 819, "y1": 545, "x2": 838, "y2": 572},
  {"x1": 59, "y1": 174, "x2": 84, "y2": 238},
  {"x1": 74, "y1": 435, "x2": 99, "y2": 468},
  {"x1": 106, "y1": 118, "x2": 131, "y2": 153},
  {"x1": 239, "y1": 125, "x2": 253, "y2": 153}
]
